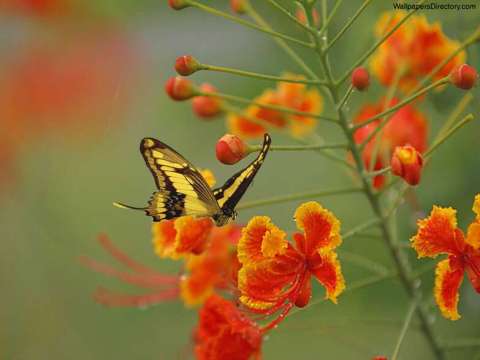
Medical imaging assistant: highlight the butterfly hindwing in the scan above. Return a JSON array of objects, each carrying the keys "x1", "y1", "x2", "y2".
[
  {"x1": 213, "y1": 133, "x2": 271, "y2": 212},
  {"x1": 140, "y1": 138, "x2": 220, "y2": 221}
]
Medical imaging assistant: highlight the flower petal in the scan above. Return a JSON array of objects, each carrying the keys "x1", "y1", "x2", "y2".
[
  {"x1": 411, "y1": 206, "x2": 464, "y2": 258},
  {"x1": 180, "y1": 260, "x2": 217, "y2": 307},
  {"x1": 434, "y1": 257, "x2": 464, "y2": 320},
  {"x1": 237, "y1": 216, "x2": 287, "y2": 266},
  {"x1": 466, "y1": 195, "x2": 480, "y2": 250},
  {"x1": 465, "y1": 250, "x2": 480, "y2": 293},
  {"x1": 310, "y1": 251, "x2": 345, "y2": 303},
  {"x1": 174, "y1": 216, "x2": 214, "y2": 255},
  {"x1": 294, "y1": 201, "x2": 341, "y2": 256},
  {"x1": 152, "y1": 220, "x2": 178, "y2": 259},
  {"x1": 238, "y1": 253, "x2": 303, "y2": 310}
]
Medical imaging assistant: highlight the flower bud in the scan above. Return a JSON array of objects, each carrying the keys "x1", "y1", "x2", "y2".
[
  {"x1": 192, "y1": 83, "x2": 223, "y2": 119},
  {"x1": 230, "y1": 0, "x2": 248, "y2": 14},
  {"x1": 216, "y1": 134, "x2": 248, "y2": 165},
  {"x1": 351, "y1": 67, "x2": 370, "y2": 91},
  {"x1": 372, "y1": 357, "x2": 387, "y2": 360},
  {"x1": 391, "y1": 145, "x2": 423, "y2": 186},
  {"x1": 450, "y1": 64, "x2": 477, "y2": 90},
  {"x1": 165, "y1": 76, "x2": 196, "y2": 101},
  {"x1": 295, "y1": 7, "x2": 319, "y2": 27},
  {"x1": 175, "y1": 55, "x2": 201, "y2": 76},
  {"x1": 168, "y1": 0, "x2": 190, "y2": 10}
]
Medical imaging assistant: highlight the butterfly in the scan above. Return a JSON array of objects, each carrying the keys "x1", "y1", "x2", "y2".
[{"x1": 114, "y1": 133, "x2": 271, "y2": 226}]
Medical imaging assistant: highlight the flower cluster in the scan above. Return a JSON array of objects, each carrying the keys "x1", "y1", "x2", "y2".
[{"x1": 370, "y1": 11, "x2": 466, "y2": 93}]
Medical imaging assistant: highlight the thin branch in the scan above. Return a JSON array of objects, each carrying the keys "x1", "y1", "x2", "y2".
[
  {"x1": 265, "y1": 0, "x2": 316, "y2": 35},
  {"x1": 248, "y1": 142, "x2": 348, "y2": 152},
  {"x1": 391, "y1": 300, "x2": 418, "y2": 360},
  {"x1": 325, "y1": 0, "x2": 372, "y2": 51},
  {"x1": 200, "y1": 63, "x2": 325, "y2": 85},
  {"x1": 185, "y1": 0, "x2": 313, "y2": 48},
  {"x1": 237, "y1": 187, "x2": 362, "y2": 210}
]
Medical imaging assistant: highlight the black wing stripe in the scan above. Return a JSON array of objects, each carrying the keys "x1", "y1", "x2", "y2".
[{"x1": 213, "y1": 133, "x2": 271, "y2": 211}]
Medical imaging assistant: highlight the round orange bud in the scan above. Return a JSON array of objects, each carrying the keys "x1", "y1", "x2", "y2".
[
  {"x1": 230, "y1": 0, "x2": 248, "y2": 14},
  {"x1": 391, "y1": 145, "x2": 423, "y2": 186},
  {"x1": 216, "y1": 134, "x2": 248, "y2": 165},
  {"x1": 165, "y1": 76, "x2": 195, "y2": 101},
  {"x1": 450, "y1": 64, "x2": 478, "y2": 90},
  {"x1": 192, "y1": 83, "x2": 223, "y2": 119},
  {"x1": 168, "y1": 0, "x2": 190, "y2": 10},
  {"x1": 351, "y1": 67, "x2": 370, "y2": 91},
  {"x1": 175, "y1": 55, "x2": 201, "y2": 76}
]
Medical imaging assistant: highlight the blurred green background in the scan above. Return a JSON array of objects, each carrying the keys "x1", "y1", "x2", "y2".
[{"x1": 1, "y1": 1, "x2": 479, "y2": 359}]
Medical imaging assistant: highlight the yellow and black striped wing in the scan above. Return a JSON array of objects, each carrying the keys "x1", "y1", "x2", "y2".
[
  {"x1": 213, "y1": 133, "x2": 271, "y2": 212},
  {"x1": 140, "y1": 138, "x2": 220, "y2": 222}
]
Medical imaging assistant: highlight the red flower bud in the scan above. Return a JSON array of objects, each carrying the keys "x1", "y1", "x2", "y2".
[
  {"x1": 216, "y1": 134, "x2": 248, "y2": 165},
  {"x1": 174, "y1": 55, "x2": 201, "y2": 76},
  {"x1": 295, "y1": 7, "x2": 319, "y2": 27},
  {"x1": 391, "y1": 145, "x2": 423, "y2": 186},
  {"x1": 192, "y1": 83, "x2": 223, "y2": 119},
  {"x1": 230, "y1": 0, "x2": 248, "y2": 14},
  {"x1": 450, "y1": 64, "x2": 478, "y2": 90},
  {"x1": 168, "y1": 0, "x2": 190, "y2": 10},
  {"x1": 165, "y1": 76, "x2": 195, "y2": 101},
  {"x1": 372, "y1": 357, "x2": 387, "y2": 360},
  {"x1": 351, "y1": 67, "x2": 370, "y2": 91}
]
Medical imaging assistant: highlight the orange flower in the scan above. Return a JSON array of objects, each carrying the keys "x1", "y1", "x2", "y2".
[
  {"x1": 353, "y1": 98, "x2": 428, "y2": 189},
  {"x1": 411, "y1": 195, "x2": 480, "y2": 320},
  {"x1": 181, "y1": 224, "x2": 242, "y2": 306},
  {"x1": 228, "y1": 74, "x2": 323, "y2": 139},
  {"x1": 370, "y1": 11, "x2": 466, "y2": 93},
  {"x1": 237, "y1": 202, "x2": 345, "y2": 328},
  {"x1": 194, "y1": 294, "x2": 263, "y2": 360}
]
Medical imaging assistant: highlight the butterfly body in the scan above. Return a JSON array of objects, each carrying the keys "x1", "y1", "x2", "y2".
[{"x1": 115, "y1": 134, "x2": 271, "y2": 226}]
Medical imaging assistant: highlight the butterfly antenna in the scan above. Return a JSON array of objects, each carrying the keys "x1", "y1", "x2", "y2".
[{"x1": 113, "y1": 202, "x2": 147, "y2": 211}]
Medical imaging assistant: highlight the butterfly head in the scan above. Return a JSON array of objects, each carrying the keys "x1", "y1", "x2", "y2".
[{"x1": 213, "y1": 207, "x2": 237, "y2": 227}]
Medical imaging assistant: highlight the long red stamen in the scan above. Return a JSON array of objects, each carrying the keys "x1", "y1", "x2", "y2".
[
  {"x1": 79, "y1": 256, "x2": 179, "y2": 288},
  {"x1": 97, "y1": 233, "x2": 158, "y2": 274}
]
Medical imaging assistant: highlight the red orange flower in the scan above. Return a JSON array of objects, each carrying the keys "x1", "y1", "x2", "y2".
[
  {"x1": 353, "y1": 98, "x2": 428, "y2": 189},
  {"x1": 370, "y1": 11, "x2": 466, "y2": 93},
  {"x1": 194, "y1": 294, "x2": 263, "y2": 360},
  {"x1": 391, "y1": 145, "x2": 424, "y2": 186},
  {"x1": 181, "y1": 224, "x2": 242, "y2": 306},
  {"x1": 411, "y1": 195, "x2": 480, "y2": 320},
  {"x1": 228, "y1": 74, "x2": 323, "y2": 139},
  {"x1": 237, "y1": 202, "x2": 345, "y2": 327}
]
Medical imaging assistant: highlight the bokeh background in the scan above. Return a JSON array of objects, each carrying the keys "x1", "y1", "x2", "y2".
[{"x1": 1, "y1": 1, "x2": 479, "y2": 359}]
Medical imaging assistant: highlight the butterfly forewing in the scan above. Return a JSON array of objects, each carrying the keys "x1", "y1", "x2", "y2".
[
  {"x1": 213, "y1": 133, "x2": 271, "y2": 212},
  {"x1": 140, "y1": 138, "x2": 220, "y2": 221}
]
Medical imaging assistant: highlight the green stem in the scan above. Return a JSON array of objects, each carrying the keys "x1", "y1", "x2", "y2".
[
  {"x1": 339, "y1": 250, "x2": 390, "y2": 276},
  {"x1": 337, "y1": 0, "x2": 426, "y2": 85},
  {"x1": 185, "y1": 0, "x2": 313, "y2": 48},
  {"x1": 424, "y1": 114, "x2": 474, "y2": 158},
  {"x1": 197, "y1": 89, "x2": 338, "y2": 123},
  {"x1": 336, "y1": 84, "x2": 354, "y2": 111},
  {"x1": 236, "y1": 187, "x2": 362, "y2": 210},
  {"x1": 307, "y1": 2, "x2": 445, "y2": 357},
  {"x1": 391, "y1": 300, "x2": 418, "y2": 360},
  {"x1": 265, "y1": 0, "x2": 316, "y2": 35},
  {"x1": 200, "y1": 63, "x2": 325, "y2": 85},
  {"x1": 325, "y1": 0, "x2": 372, "y2": 52},
  {"x1": 248, "y1": 142, "x2": 347, "y2": 152},
  {"x1": 343, "y1": 218, "x2": 382, "y2": 240},
  {"x1": 436, "y1": 93, "x2": 473, "y2": 139},
  {"x1": 318, "y1": 0, "x2": 343, "y2": 37},
  {"x1": 356, "y1": 77, "x2": 449, "y2": 134},
  {"x1": 245, "y1": 3, "x2": 319, "y2": 80}
]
